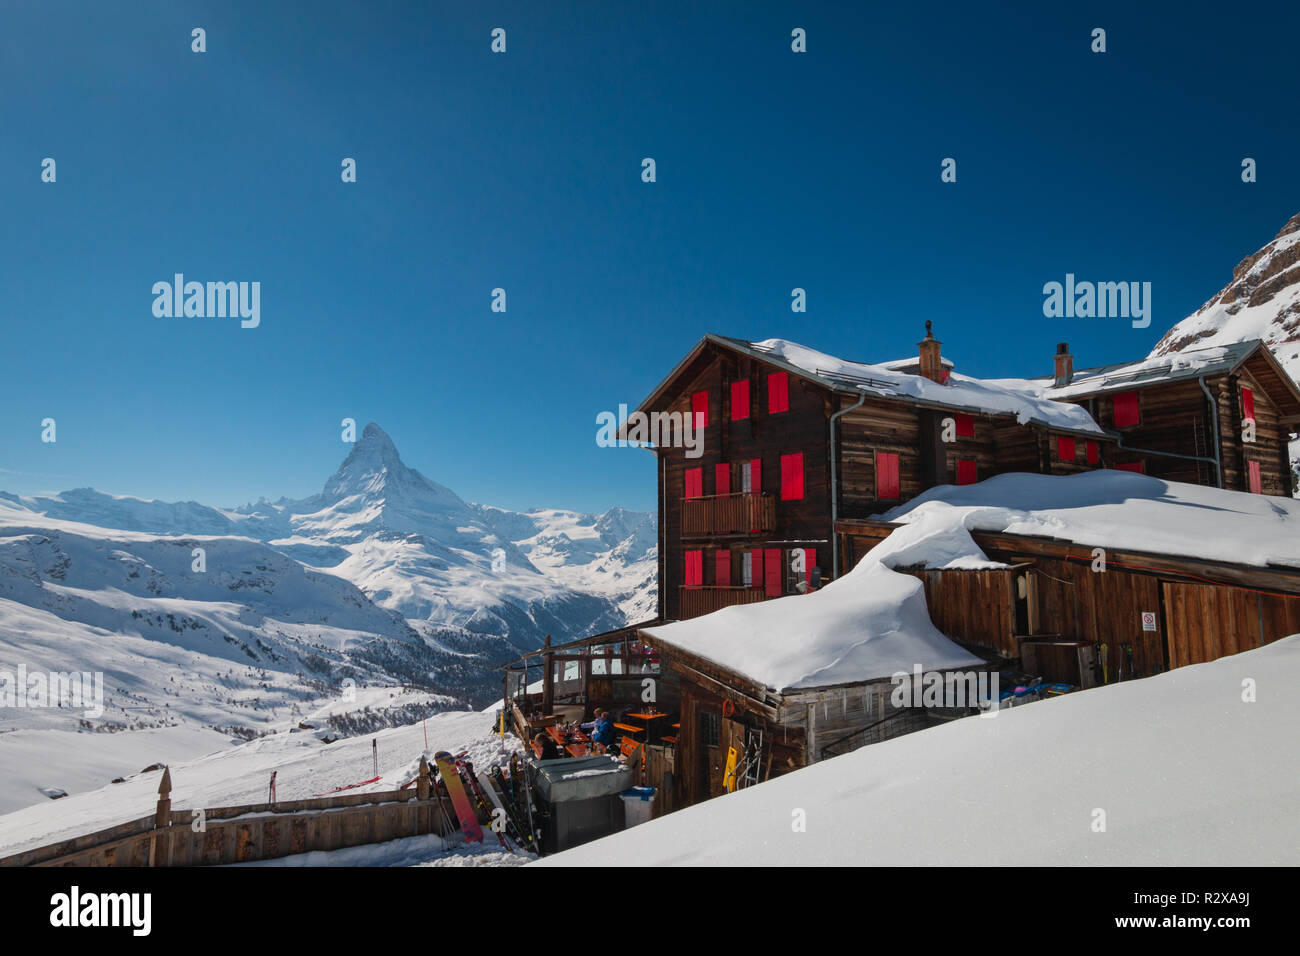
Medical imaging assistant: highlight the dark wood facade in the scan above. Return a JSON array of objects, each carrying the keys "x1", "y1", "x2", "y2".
[
  {"x1": 837, "y1": 520, "x2": 1300, "y2": 684},
  {"x1": 640, "y1": 334, "x2": 1119, "y2": 620},
  {"x1": 1056, "y1": 346, "x2": 1300, "y2": 496}
]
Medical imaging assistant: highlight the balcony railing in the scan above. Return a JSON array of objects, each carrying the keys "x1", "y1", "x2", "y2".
[
  {"x1": 682, "y1": 492, "x2": 775, "y2": 537},
  {"x1": 679, "y1": 586, "x2": 770, "y2": 619}
]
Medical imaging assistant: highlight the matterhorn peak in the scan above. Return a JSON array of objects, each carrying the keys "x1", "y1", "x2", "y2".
[{"x1": 321, "y1": 423, "x2": 461, "y2": 508}]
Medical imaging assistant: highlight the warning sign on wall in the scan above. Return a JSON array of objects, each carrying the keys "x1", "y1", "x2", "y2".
[{"x1": 1141, "y1": 611, "x2": 1157, "y2": 632}]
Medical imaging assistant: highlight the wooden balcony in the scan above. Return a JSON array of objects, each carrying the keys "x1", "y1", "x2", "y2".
[
  {"x1": 679, "y1": 586, "x2": 770, "y2": 619},
  {"x1": 682, "y1": 492, "x2": 775, "y2": 537}
]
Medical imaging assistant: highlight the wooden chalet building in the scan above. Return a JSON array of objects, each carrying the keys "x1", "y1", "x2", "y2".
[
  {"x1": 1029, "y1": 340, "x2": 1300, "y2": 495},
  {"x1": 632, "y1": 330, "x2": 1300, "y2": 621}
]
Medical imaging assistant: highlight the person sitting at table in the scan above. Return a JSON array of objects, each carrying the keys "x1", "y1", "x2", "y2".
[
  {"x1": 590, "y1": 710, "x2": 614, "y2": 753},
  {"x1": 534, "y1": 732, "x2": 560, "y2": 761}
]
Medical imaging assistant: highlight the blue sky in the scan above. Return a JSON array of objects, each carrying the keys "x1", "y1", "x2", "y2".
[{"x1": 2, "y1": 1, "x2": 1297, "y2": 513}]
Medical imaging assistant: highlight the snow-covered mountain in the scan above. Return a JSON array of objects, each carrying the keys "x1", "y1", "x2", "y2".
[
  {"x1": 1151, "y1": 211, "x2": 1300, "y2": 370},
  {"x1": 2, "y1": 424, "x2": 657, "y2": 703},
  {"x1": 0, "y1": 426, "x2": 654, "y2": 811},
  {"x1": 1150, "y1": 210, "x2": 1300, "y2": 489}
]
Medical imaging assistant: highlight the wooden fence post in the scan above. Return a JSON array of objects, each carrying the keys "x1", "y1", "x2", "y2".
[{"x1": 149, "y1": 766, "x2": 172, "y2": 867}]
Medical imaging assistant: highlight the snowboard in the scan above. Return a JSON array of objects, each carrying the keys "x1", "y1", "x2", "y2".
[{"x1": 434, "y1": 750, "x2": 483, "y2": 843}]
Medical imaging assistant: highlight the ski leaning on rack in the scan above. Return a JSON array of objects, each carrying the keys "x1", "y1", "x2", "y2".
[
  {"x1": 459, "y1": 758, "x2": 514, "y2": 853},
  {"x1": 434, "y1": 750, "x2": 483, "y2": 843},
  {"x1": 490, "y1": 765, "x2": 537, "y2": 853}
]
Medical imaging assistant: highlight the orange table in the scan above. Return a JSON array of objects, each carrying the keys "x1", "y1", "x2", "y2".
[{"x1": 626, "y1": 712, "x2": 671, "y2": 744}]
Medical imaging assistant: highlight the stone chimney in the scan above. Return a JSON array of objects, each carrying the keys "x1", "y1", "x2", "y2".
[
  {"x1": 1054, "y1": 342, "x2": 1073, "y2": 387},
  {"x1": 918, "y1": 321, "x2": 944, "y2": 383}
]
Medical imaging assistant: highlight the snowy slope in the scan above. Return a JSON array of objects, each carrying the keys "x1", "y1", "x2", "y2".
[
  {"x1": 0, "y1": 709, "x2": 518, "y2": 860},
  {"x1": 539, "y1": 635, "x2": 1300, "y2": 866}
]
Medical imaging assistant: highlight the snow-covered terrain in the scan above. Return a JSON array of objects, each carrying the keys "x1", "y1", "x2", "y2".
[
  {"x1": 0, "y1": 425, "x2": 654, "y2": 813},
  {"x1": 0, "y1": 708, "x2": 520, "y2": 864},
  {"x1": 2, "y1": 424, "x2": 656, "y2": 664},
  {"x1": 539, "y1": 634, "x2": 1300, "y2": 866}
]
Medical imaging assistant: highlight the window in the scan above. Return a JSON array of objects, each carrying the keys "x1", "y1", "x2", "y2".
[
  {"x1": 1057, "y1": 436, "x2": 1076, "y2": 461},
  {"x1": 684, "y1": 467, "x2": 702, "y2": 499},
  {"x1": 768, "y1": 372, "x2": 789, "y2": 414},
  {"x1": 1116, "y1": 461, "x2": 1144, "y2": 474},
  {"x1": 742, "y1": 551, "x2": 754, "y2": 586},
  {"x1": 715, "y1": 549, "x2": 731, "y2": 585},
  {"x1": 1242, "y1": 387, "x2": 1256, "y2": 423},
  {"x1": 1086, "y1": 440, "x2": 1099, "y2": 464},
  {"x1": 956, "y1": 459, "x2": 977, "y2": 485},
  {"x1": 684, "y1": 550, "x2": 703, "y2": 587},
  {"x1": 1248, "y1": 460, "x2": 1262, "y2": 494},
  {"x1": 876, "y1": 451, "x2": 900, "y2": 500},
  {"x1": 764, "y1": 549, "x2": 782, "y2": 597},
  {"x1": 691, "y1": 390, "x2": 709, "y2": 431},
  {"x1": 701, "y1": 711, "x2": 720, "y2": 747},
  {"x1": 1113, "y1": 391, "x2": 1140, "y2": 428},
  {"x1": 715, "y1": 463, "x2": 731, "y2": 495},
  {"x1": 954, "y1": 413, "x2": 974, "y2": 438},
  {"x1": 780, "y1": 453, "x2": 805, "y2": 500},
  {"x1": 730, "y1": 380, "x2": 750, "y2": 420},
  {"x1": 743, "y1": 459, "x2": 761, "y2": 494}
]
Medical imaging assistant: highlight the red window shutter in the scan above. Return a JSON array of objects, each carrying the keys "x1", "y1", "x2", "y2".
[
  {"x1": 691, "y1": 390, "x2": 709, "y2": 431},
  {"x1": 954, "y1": 413, "x2": 974, "y2": 438},
  {"x1": 751, "y1": 549, "x2": 763, "y2": 588},
  {"x1": 1113, "y1": 391, "x2": 1140, "y2": 428},
  {"x1": 1116, "y1": 461, "x2": 1144, "y2": 474},
  {"x1": 768, "y1": 372, "x2": 789, "y2": 414},
  {"x1": 684, "y1": 467, "x2": 702, "y2": 499},
  {"x1": 764, "y1": 549, "x2": 782, "y2": 597},
  {"x1": 939, "y1": 368, "x2": 951, "y2": 384},
  {"x1": 715, "y1": 549, "x2": 731, "y2": 586},
  {"x1": 877, "y1": 452, "x2": 900, "y2": 500},
  {"x1": 1242, "y1": 387, "x2": 1256, "y2": 422},
  {"x1": 684, "y1": 550, "x2": 702, "y2": 587},
  {"x1": 749, "y1": 459, "x2": 762, "y2": 493},
  {"x1": 715, "y1": 463, "x2": 730, "y2": 495},
  {"x1": 1248, "y1": 460, "x2": 1262, "y2": 494},
  {"x1": 804, "y1": 547, "x2": 816, "y2": 584},
  {"x1": 1057, "y1": 437, "x2": 1076, "y2": 461},
  {"x1": 956, "y1": 459, "x2": 977, "y2": 485},
  {"x1": 1086, "y1": 440, "x2": 1099, "y2": 464},
  {"x1": 730, "y1": 380, "x2": 750, "y2": 420},
  {"x1": 780, "y1": 453, "x2": 804, "y2": 500}
]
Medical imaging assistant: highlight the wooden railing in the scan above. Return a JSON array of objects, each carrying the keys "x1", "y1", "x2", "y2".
[
  {"x1": 0, "y1": 759, "x2": 461, "y2": 868},
  {"x1": 679, "y1": 586, "x2": 770, "y2": 619},
  {"x1": 682, "y1": 492, "x2": 775, "y2": 537}
]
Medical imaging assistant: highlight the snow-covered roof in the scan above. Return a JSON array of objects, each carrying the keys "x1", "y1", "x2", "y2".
[
  {"x1": 1003, "y1": 340, "x2": 1266, "y2": 401},
  {"x1": 539, "y1": 635, "x2": 1300, "y2": 866},
  {"x1": 873, "y1": 471, "x2": 1300, "y2": 572},
  {"x1": 643, "y1": 559, "x2": 983, "y2": 693},
  {"x1": 876, "y1": 354, "x2": 955, "y2": 370},
  {"x1": 710, "y1": 335, "x2": 1107, "y2": 437}
]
